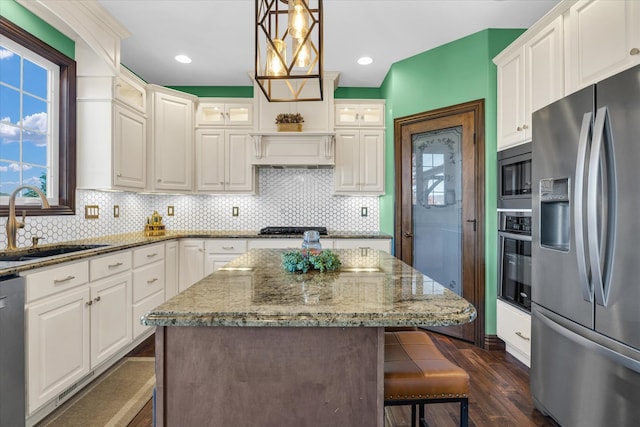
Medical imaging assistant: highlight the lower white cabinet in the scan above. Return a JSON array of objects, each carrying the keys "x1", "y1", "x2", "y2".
[
  {"x1": 25, "y1": 252, "x2": 134, "y2": 416},
  {"x1": 334, "y1": 238, "x2": 391, "y2": 253},
  {"x1": 165, "y1": 241, "x2": 179, "y2": 299},
  {"x1": 89, "y1": 272, "x2": 132, "y2": 368},
  {"x1": 26, "y1": 286, "x2": 91, "y2": 413},
  {"x1": 132, "y1": 243, "x2": 165, "y2": 339},
  {"x1": 179, "y1": 239, "x2": 248, "y2": 291},
  {"x1": 496, "y1": 299, "x2": 531, "y2": 367}
]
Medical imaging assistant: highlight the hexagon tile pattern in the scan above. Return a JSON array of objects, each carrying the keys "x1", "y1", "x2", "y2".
[{"x1": 0, "y1": 169, "x2": 381, "y2": 250}]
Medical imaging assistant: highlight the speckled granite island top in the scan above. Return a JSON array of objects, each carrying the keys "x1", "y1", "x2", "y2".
[{"x1": 143, "y1": 248, "x2": 476, "y2": 328}]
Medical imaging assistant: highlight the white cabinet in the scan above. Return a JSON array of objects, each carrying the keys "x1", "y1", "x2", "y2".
[
  {"x1": 131, "y1": 243, "x2": 165, "y2": 339},
  {"x1": 179, "y1": 239, "x2": 248, "y2": 291},
  {"x1": 195, "y1": 129, "x2": 255, "y2": 193},
  {"x1": 148, "y1": 85, "x2": 196, "y2": 192},
  {"x1": 334, "y1": 130, "x2": 385, "y2": 195},
  {"x1": 165, "y1": 240, "x2": 179, "y2": 300},
  {"x1": 567, "y1": 0, "x2": 640, "y2": 93},
  {"x1": 89, "y1": 272, "x2": 132, "y2": 367},
  {"x1": 495, "y1": 15, "x2": 564, "y2": 150},
  {"x1": 26, "y1": 286, "x2": 90, "y2": 413},
  {"x1": 112, "y1": 102, "x2": 146, "y2": 189},
  {"x1": 178, "y1": 239, "x2": 206, "y2": 292},
  {"x1": 25, "y1": 252, "x2": 133, "y2": 415},
  {"x1": 334, "y1": 239, "x2": 391, "y2": 253},
  {"x1": 77, "y1": 66, "x2": 147, "y2": 190},
  {"x1": 196, "y1": 99, "x2": 252, "y2": 126},
  {"x1": 204, "y1": 239, "x2": 247, "y2": 275},
  {"x1": 334, "y1": 100, "x2": 385, "y2": 127},
  {"x1": 496, "y1": 299, "x2": 531, "y2": 367}
]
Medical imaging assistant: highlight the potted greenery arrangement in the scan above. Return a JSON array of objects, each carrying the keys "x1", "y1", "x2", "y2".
[{"x1": 275, "y1": 113, "x2": 304, "y2": 132}]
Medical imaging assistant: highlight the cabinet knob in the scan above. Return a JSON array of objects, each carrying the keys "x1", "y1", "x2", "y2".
[
  {"x1": 86, "y1": 300, "x2": 93, "y2": 307},
  {"x1": 522, "y1": 124, "x2": 529, "y2": 130},
  {"x1": 630, "y1": 47, "x2": 640, "y2": 56},
  {"x1": 94, "y1": 296, "x2": 101, "y2": 303},
  {"x1": 517, "y1": 126, "x2": 522, "y2": 132}
]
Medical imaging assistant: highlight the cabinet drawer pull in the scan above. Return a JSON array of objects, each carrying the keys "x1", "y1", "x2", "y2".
[
  {"x1": 54, "y1": 275, "x2": 75, "y2": 284},
  {"x1": 222, "y1": 246, "x2": 235, "y2": 250},
  {"x1": 147, "y1": 278, "x2": 158, "y2": 284},
  {"x1": 146, "y1": 253, "x2": 158, "y2": 258},
  {"x1": 515, "y1": 331, "x2": 530, "y2": 341},
  {"x1": 108, "y1": 262, "x2": 124, "y2": 268}
]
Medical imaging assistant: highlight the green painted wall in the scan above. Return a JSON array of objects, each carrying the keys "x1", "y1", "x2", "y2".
[
  {"x1": 0, "y1": 0, "x2": 74, "y2": 58},
  {"x1": 334, "y1": 87, "x2": 382, "y2": 99},
  {"x1": 168, "y1": 86, "x2": 254, "y2": 98},
  {"x1": 379, "y1": 28, "x2": 525, "y2": 335}
]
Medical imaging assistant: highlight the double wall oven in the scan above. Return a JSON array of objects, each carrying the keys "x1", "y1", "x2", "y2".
[{"x1": 498, "y1": 142, "x2": 532, "y2": 312}]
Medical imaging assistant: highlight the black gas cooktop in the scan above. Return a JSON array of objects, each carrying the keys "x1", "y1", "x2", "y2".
[{"x1": 258, "y1": 226, "x2": 328, "y2": 235}]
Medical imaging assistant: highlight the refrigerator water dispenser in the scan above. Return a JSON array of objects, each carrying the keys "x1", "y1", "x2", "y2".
[{"x1": 539, "y1": 178, "x2": 570, "y2": 252}]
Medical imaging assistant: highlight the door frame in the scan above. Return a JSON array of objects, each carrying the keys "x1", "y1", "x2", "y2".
[{"x1": 393, "y1": 99, "x2": 486, "y2": 347}]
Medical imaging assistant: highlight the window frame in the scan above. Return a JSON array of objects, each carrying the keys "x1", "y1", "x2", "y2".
[{"x1": 0, "y1": 16, "x2": 76, "y2": 217}]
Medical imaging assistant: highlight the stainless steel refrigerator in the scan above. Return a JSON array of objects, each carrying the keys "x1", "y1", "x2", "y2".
[{"x1": 531, "y1": 64, "x2": 640, "y2": 427}]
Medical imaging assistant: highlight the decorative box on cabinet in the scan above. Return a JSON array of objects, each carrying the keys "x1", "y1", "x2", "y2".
[
  {"x1": 567, "y1": 0, "x2": 640, "y2": 93},
  {"x1": 334, "y1": 130, "x2": 385, "y2": 195},
  {"x1": 334, "y1": 100, "x2": 385, "y2": 128},
  {"x1": 148, "y1": 85, "x2": 196, "y2": 192},
  {"x1": 195, "y1": 129, "x2": 255, "y2": 193},
  {"x1": 196, "y1": 99, "x2": 253, "y2": 126},
  {"x1": 496, "y1": 299, "x2": 531, "y2": 367},
  {"x1": 495, "y1": 15, "x2": 564, "y2": 150}
]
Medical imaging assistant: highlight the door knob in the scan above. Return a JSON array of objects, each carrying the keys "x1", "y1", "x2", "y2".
[{"x1": 403, "y1": 232, "x2": 413, "y2": 238}]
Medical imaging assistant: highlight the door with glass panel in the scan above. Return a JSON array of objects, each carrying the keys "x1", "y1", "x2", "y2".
[{"x1": 395, "y1": 100, "x2": 484, "y2": 344}]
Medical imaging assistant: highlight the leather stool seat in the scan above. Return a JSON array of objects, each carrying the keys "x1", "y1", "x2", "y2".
[{"x1": 384, "y1": 331, "x2": 469, "y2": 427}]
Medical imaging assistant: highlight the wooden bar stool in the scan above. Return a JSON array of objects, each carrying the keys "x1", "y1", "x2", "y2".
[{"x1": 384, "y1": 330, "x2": 470, "y2": 427}]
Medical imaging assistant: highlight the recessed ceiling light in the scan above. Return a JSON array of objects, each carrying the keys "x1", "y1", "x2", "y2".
[
  {"x1": 357, "y1": 56, "x2": 373, "y2": 65},
  {"x1": 175, "y1": 54, "x2": 192, "y2": 64}
]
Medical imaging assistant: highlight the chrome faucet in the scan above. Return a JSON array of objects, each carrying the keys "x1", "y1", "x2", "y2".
[{"x1": 5, "y1": 185, "x2": 50, "y2": 250}]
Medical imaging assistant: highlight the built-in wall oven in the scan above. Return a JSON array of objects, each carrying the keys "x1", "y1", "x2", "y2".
[
  {"x1": 498, "y1": 211, "x2": 532, "y2": 312},
  {"x1": 498, "y1": 142, "x2": 532, "y2": 210}
]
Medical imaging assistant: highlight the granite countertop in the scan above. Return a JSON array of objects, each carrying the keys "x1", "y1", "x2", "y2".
[
  {"x1": 0, "y1": 230, "x2": 392, "y2": 275},
  {"x1": 142, "y1": 248, "x2": 477, "y2": 328}
]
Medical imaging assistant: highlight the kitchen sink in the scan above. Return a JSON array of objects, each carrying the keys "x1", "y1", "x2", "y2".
[{"x1": 0, "y1": 244, "x2": 109, "y2": 262}]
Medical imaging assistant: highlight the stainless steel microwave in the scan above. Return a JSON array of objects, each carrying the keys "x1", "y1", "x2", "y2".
[{"x1": 498, "y1": 142, "x2": 532, "y2": 210}]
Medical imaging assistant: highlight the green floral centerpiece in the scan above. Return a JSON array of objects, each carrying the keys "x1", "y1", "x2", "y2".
[{"x1": 282, "y1": 249, "x2": 341, "y2": 273}]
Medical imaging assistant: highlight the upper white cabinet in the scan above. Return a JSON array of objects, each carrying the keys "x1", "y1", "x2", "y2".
[
  {"x1": 334, "y1": 130, "x2": 385, "y2": 195},
  {"x1": 196, "y1": 99, "x2": 253, "y2": 126},
  {"x1": 567, "y1": 0, "x2": 640, "y2": 93},
  {"x1": 195, "y1": 129, "x2": 255, "y2": 193},
  {"x1": 335, "y1": 100, "x2": 385, "y2": 128},
  {"x1": 495, "y1": 15, "x2": 564, "y2": 150},
  {"x1": 148, "y1": 85, "x2": 196, "y2": 192},
  {"x1": 77, "y1": 66, "x2": 148, "y2": 190}
]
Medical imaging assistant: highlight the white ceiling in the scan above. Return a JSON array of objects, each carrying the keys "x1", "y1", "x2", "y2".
[{"x1": 97, "y1": 0, "x2": 560, "y2": 88}]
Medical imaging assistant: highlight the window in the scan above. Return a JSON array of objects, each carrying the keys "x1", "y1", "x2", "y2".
[{"x1": 0, "y1": 17, "x2": 76, "y2": 216}]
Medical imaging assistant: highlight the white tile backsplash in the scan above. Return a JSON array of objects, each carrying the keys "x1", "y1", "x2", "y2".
[{"x1": 0, "y1": 169, "x2": 380, "y2": 250}]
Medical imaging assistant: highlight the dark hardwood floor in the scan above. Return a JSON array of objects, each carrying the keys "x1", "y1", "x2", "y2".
[{"x1": 126, "y1": 331, "x2": 557, "y2": 427}]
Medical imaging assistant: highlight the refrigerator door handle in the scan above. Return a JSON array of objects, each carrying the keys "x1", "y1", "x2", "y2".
[
  {"x1": 535, "y1": 307, "x2": 640, "y2": 374},
  {"x1": 574, "y1": 112, "x2": 593, "y2": 302},
  {"x1": 588, "y1": 107, "x2": 617, "y2": 307}
]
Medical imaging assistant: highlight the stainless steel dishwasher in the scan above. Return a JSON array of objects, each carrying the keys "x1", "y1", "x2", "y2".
[{"x1": 0, "y1": 274, "x2": 25, "y2": 427}]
